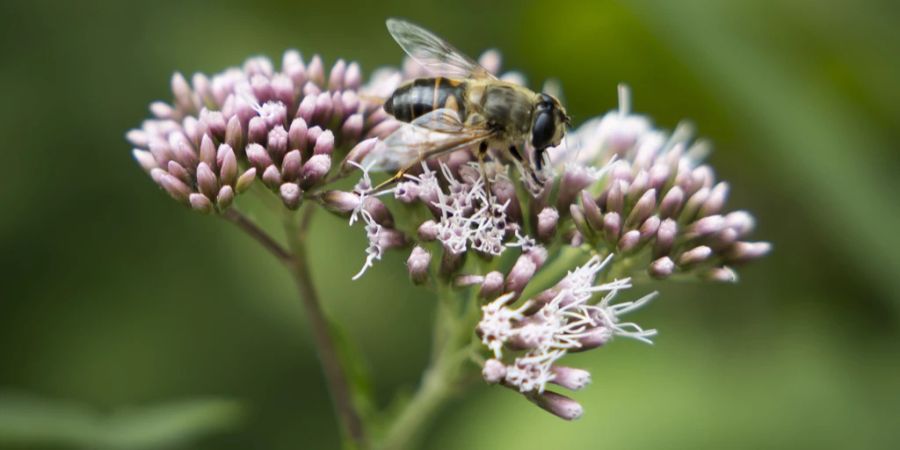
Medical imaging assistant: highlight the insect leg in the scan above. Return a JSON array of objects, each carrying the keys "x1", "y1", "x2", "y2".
[
  {"x1": 373, "y1": 164, "x2": 416, "y2": 193},
  {"x1": 476, "y1": 142, "x2": 495, "y2": 202}
]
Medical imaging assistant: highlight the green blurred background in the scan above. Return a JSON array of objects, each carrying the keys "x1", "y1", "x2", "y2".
[{"x1": 1, "y1": 0, "x2": 898, "y2": 448}]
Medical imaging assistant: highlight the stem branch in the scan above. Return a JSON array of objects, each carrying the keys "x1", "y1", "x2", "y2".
[
  {"x1": 285, "y1": 205, "x2": 366, "y2": 447},
  {"x1": 377, "y1": 287, "x2": 476, "y2": 450}
]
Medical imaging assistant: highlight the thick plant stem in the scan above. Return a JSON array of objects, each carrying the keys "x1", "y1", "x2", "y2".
[
  {"x1": 285, "y1": 206, "x2": 367, "y2": 448},
  {"x1": 378, "y1": 288, "x2": 474, "y2": 450}
]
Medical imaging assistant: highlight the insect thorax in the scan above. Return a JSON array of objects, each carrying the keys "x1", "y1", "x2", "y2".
[{"x1": 478, "y1": 84, "x2": 535, "y2": 139}]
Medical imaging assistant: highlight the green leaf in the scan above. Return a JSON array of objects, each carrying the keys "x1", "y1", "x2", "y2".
[{"x1": 0, "y1": 391, "x2": 241, "y2": 449}]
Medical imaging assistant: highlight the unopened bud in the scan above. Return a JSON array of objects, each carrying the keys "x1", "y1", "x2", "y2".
[
  {"x1": 479, "y1": 271, "x2": 504, "y2": 299},
  {"x1": 279, "y1": 182, "x2": 302, "y2": 210},
  {"x1": 482, "y1": 359, "x2": 506, "y2": 384},
  {"x1": 536, "y1": 207, "x2": 559, "y2": 242},
  {"x1": 407, "y1": 246, "x2": 431, "y2": 285},
  {"x1": 528, "y1": 391, "x2": 583, "y2": 421},
  {"x1": 550, "y1": 366, "x2": 592, "y2": 391}
]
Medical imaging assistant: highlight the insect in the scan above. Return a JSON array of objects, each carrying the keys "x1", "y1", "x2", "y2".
[{"x1": 364, "y1": 18, "x2": 570, "y2": 194}]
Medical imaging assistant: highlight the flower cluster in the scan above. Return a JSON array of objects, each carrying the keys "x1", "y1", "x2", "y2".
[
  {"x1": 551, "y1": 86, "x2": 771, "y2": 281},
  {"x1": 473, "y1": 253, "x2": 656, "y2": 419},
  {"x1": 128, "y1": 50, "x2": 401, "y2": 211},
  {"x1": 129, "y1": 42, "x2": 771, "y2": 423}
]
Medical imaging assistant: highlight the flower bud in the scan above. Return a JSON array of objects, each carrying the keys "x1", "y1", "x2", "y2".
[
  {"x1": 313, "y1": 129, "x2": 335, "y2": 155},
  {"x1": 688, "y1": 215, "x2": 726, "y2": 239},
  {"x1": 702, "y1": 266, "x2": 738, "y2": 283},
  {"x1": 280, "y1": 182, "x2": 302, "y2": 210},
  {"x1": 724, "y1": 210, "x2": 755, "y2": 237},
  {"x1": 699, "y1": 182, "x2": 729, "y2": 217},
  {"x1": 626, "y1": 188, "x2": 656, "y2": 227},
  {"x1": 406, "y1": 246, "x2": 431, "y2": 285},
  {"x1": 603, "y1": 212, "x2": 621, "y2": 244},
  {"x1": 189, "y1": 193, "x2": 213, "y2": 213},
  {"x1": 198, "y1": 134, "x2": 217, "y2": 167},
  {"x1": 195, "y1": 162, "x2": 219, "y2": 199},
  {"x1": 557, "y1": 165, "x2": 595, "y2": 211},
  {"x1": 550, "y1": 366, "x2": 592, "y2": 391},
  {"x1": 626, "y1": 170, "x2": 649, "y2": 203},
  {"x1": 528, "y1": 391, "x2": 583, "y2": 421},
  {"x1": 618, "y1": 230, "x2": 641, "y2": 253},
  {"x1": 171, "y1": 72, "x2": 193, "y2": 110},
  {"x1": 219, "y1": 145, "x2": 238, "y2": 186},
  {"x1": 313, "y1": 92, "x2": 333, "y2": 124},
  {"x1": 159, "y1": 173, "x2": 191, "y2": 203},
  {"x1": 300, "y1": 154, "x2": 332, "y2": 187},
  {"x1": 341, "y1": 113, "x2": 364, "y2": 141},
  {"x1": 281, "y1": 150, "x2": 303, "y2": 181},
  {"x1": 649, "y1": 256, "x2": 675, "y2": 279},
  {"x1": 320, "y1": 191, "x2": 359, "y2": 217},
  {"x1": 680, "y1": 186, "x2": 709, "y2": 223},
  {"x1": 605, "y1": 180, "x2": 626, "y2": 213},
  {"x1": 639, "y1": 215, "x2": 661, "y2": 241},
  {"x1": 536, "y1": 207, "x2": 559, "y2": 242},
  {"x1": 482, "y1": 358, "x2": 506, "y2": 384},
  {"x1": 573, "y1": 326, "x2": 613, "y2": 351},
  {"x1": 343, "y1": 138, "x2": 379, "y2": 173},
  {"x1": 653, "y1": 219, "x2": 677, "y2": 258},
  {"x1": 569, "y1": 204, "x2": 591, "y2": 239},
  {"x1": 235, "y1": 168, "x2": 256, "y2": 193},
  {"x1": 678, "y1": 245, "x2": 712, "y2": 266},
  {"x1": 246, "y1": 143, "x2": 273, "y2": 170},
  {"x1": 479, "y1": 271, "x2": 505, "y2": 299},
  {"x1": 580, "y1": 191, "x2": 603, "y2": 232},
  {"x1": 492, "y1": 177, "x2": 522, "y2": 224},
  {"x1": 267, "y1": 126, "x2": 288, "y2": 161},
  {"x1": 658, "y1": 186, "x2": 684, "y2": 219},
  {"x1": 417, "y1": 220, "x2": 439, "y2": 241},
  {"x1": 262, "y1": 165, "x2": 283, "y2": 189},
  {"x1": 363, "y1": 197, "x2": 394, "y2": 227},
  {"x1": 648, "y1": 163, "x2": 670, "y2": 190},
  {"x1": 506, "y1": 254, "x2": 537, "y2": 295},
  {"x1": 288, "y1": 117, "x2": 308, "y2": 151},
  {"x1": 328, "y1": 59, "x2": 346, "y2": 91},
  {"x1": 224, "y1": 115, "x2": 243, "y2": 151},
  {"x1": 271, "y1": 74, "x2": 294, "y2": 107},
  {"x1": 166, "y1": 160, "x2": 191, "y2": 184},
  {"x1": 307, "y1": 54, "x2": 325, "y2": 86},
  {"x1": 216, "y1": 185, "x2": 234, "y2": 210},
  {"x1": 726, "y1": 241, "x2": 772, "y2": 263},
  {"x1": 247, "y1": 116, "x2": 268, "y2": 144},
  {"x1": 296, "y1": 94, "x2": 316, "y2": 123}
]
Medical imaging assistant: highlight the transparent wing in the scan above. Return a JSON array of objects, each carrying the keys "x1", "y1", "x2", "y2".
[
  {"x1": 386, "y1": 18, "x2": 496, "y2": 80},
  {"x1": 363, "y1": 109, "x2": 493, "y2": 171}
]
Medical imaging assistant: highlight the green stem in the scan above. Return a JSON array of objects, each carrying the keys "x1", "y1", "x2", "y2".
[
  {"x1": 377, "y1": 286, "x2": 475, "y2": 450},
  {"x1": 284, "y1": 205, "x2": 367, "y2": 448}
]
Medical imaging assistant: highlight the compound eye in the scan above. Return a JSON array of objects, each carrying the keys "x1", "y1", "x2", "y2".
[{"x1": 531, "y1": 110, "x2": 555, "y2": 151}]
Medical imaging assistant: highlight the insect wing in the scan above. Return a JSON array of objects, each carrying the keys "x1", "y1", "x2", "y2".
[
  {"x1": 386, "y1": 18, "x2": 495, "y2": 80},
  {"x1": 362, "y1": 109, "x2": 492, "y2": 171}
]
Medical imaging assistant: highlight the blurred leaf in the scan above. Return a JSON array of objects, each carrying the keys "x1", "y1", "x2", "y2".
[{"x1": 0, "y1": 391, "x2": 241, "y2": 449}]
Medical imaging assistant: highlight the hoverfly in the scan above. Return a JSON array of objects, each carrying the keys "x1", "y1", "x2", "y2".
[{"x1": 364, "y1": 18, "x2": 571, "y2": 194}]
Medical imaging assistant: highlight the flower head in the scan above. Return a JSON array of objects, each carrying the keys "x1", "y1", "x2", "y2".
[
  {"x1": 475, "y1": 254, "x2": 657, "y2": 418},
  {"x1": 552, "y1": 85, "x2": 770, "y2": 281},
  {"x1": 129, "y1": 51, "x2": 399, "y2": 211}
]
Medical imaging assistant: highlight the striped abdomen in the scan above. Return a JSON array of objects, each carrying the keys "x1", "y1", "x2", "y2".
[{"x1": 384, "y1": 77, "x2": 468, "y2": 123}]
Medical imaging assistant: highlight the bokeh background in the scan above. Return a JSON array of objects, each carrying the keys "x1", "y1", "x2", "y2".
[{"x1": 1, "y1": 0, "x2": 898, "y2": 448}]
